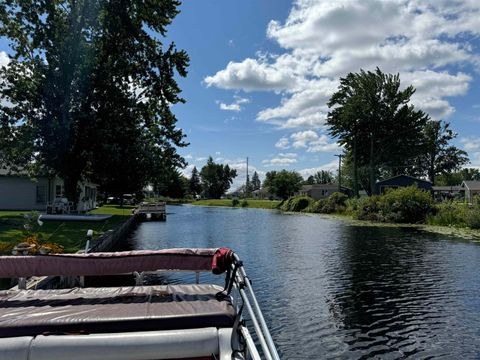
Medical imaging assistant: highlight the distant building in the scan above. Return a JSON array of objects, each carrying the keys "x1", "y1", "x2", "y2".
[
  {"x1": 461, "y1": 181, "x2": 480, "y2": 203},
  {"x1": 0, "y1": 169, "x2": 97, "y2": 211},
  {"x1": 298, "y1": 183, "x2": 351, "y2": 200},
  {"x1": 251, "y1": 187, "x2": 281, "y2": 200},
  {"x1": 374, "y1": 175, "x2": 432, "y2": 195},
  {"x1": 432, "y1": 185, "x2": 463, "y2": 202}
]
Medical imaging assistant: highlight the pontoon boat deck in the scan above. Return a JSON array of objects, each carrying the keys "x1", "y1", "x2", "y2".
[{"x1": 0, "y1": 248, "x2": 280, "y2": 360}]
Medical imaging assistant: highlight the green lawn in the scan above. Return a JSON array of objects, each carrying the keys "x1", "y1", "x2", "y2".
[
  {"x1": 0, "y1": 206, "x2": 130, "y2": 253},
  {"x1": 191, "y1": 199, "x2": 281, "y2": 209},
  {"x1": 90, "y1": 204, "x2": 135, "y2": 216}
]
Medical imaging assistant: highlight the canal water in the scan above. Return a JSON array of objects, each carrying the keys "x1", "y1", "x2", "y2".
[{"x1": 122, "y1": 205, "x2": 480, "y2": 359}]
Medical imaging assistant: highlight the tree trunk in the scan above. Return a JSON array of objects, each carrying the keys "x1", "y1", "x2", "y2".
[
  {"x1": 369, "y1": 135, "x2": 375, "y2": 196},
  {"x1": 353, "y1": 134, "x2": 359, "y2": 197},
  {"x1": 64, "y1": 174, "x2": 80, "y2": 208},
  {"x1": 430, "y1": 156, "x2": 435, "y2": 185}
]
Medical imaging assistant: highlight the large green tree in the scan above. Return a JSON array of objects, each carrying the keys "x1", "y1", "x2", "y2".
[
  {"x1": 314, "y1": 170, "x2": 334, "y2": 184},
  {"x1": 327, "y1": 68, "x2": 429, "y2": 195},
  {"x1": 436, "y1": 168, "x2": 480, "y2": 186},
  {"x1": 0, "y1": 0, "x2": 188, "y2": 203},
  {"x1": 189, "y1": 166, "x2": 202, "y2": 197},
  {"x1": 154, "y1": 167, "x2": 188, "y2": 199},
  {"x1": 263, "y1": 170, "x2": 303, "y2": 200},
  {"x1": 200, "y1": 157, "x2": 237, "y2": 198},
  {"x1": 414, "y1": 120, "x2": 468, "y2": 185},
  {"x1": 251, "y1": 171, "x2": 261, "y2": 191}
]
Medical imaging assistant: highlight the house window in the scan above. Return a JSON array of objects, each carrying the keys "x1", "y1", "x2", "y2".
[
  {"x1": 36, "y1": 185, "x2": 47, "y2": 204},
  {"x1": 55, "y1": 184, "x2": 64, "y2": 197}
]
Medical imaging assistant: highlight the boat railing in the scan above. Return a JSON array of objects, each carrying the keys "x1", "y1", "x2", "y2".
[{"x1": 227, "y1": 253, "x2": 281, "y2": 360}]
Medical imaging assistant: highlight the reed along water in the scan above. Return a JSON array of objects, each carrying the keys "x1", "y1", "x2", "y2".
[{"x1": 119, "y1": 205, "x2": 480, "y2": 359}]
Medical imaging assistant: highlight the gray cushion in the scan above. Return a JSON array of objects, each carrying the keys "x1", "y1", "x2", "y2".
[{"x1": 0, "y1": 284, "x2": 235, "y2": 337}]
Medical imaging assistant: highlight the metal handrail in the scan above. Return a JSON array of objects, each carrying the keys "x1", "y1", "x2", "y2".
[{"x1": 229, "y1": 255, "x2": 281, "y2": 360}]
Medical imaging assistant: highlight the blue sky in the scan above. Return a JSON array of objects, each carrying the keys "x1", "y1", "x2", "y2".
[
  {"x1": 2, "y1": 1, "x2": 480, "y2": 190},
  {"x1": 166, "y1": 0, "x2": 480, "y2": 189}
]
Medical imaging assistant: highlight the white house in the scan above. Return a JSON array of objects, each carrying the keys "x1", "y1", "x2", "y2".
[
  {"x1": 0, "y1": 169, "x2": 97, "y2": 211},
  {"x1": 298, "y1": 183, "x2": 351, "y2": 200},
  {"x1": 461, "y1": 181, "x2": 480, "y2": 203}
]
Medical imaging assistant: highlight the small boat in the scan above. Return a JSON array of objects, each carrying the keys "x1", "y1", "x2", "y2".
[{"x1": 0, "y1": 248, "x2": 280, "y2": 360}]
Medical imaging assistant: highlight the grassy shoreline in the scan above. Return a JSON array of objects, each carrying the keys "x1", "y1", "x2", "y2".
[
  {"x1": 282, "y1": 210, "x2": 480, "y2": 242},
  {"x1": 188, "y1": 198, "x2": 480, "y2": 241},
  {"x1": 190, "y1": 199, "x2": 281, "y2": 209},
  {"x1": 0, "y1": 205, "x2": 132, "y2": 253}
]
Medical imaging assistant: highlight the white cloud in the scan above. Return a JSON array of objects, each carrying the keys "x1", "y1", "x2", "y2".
[
  {"x1": 262, "y1": 153, "x2": 298, "y2": 167},
  {"x1": 217, "y1": 96, "x2": 250, "y2": 112},
  {"x1": 278, "y1": 152, "x2": 297, "y2": 158},
  {"x1": 217, "y1": 158, "x2": 266, "y2": 192},
  {"x1": 290, "y1": 130, "x2": 341, "y2": 153},
  {"x1": 469, "y1": 152, "x2": 480, "y2": 169},
  {"x1": 298, "y1": 160, "x2": 339, "y2": 178},
  {"x1": 275, "y1": 137, "x2": 290, "y2": 149},
  {"x1": 402, "y1": 70, "x2": 471, "y2": 118},
  {"x1": 180, "y1": 164, "x2": 195, "y2": 178},
  {"x1": 204, "y1": 58, "x2": 297, "y2": 92},
  {"x1": 0, "y1": 52, "x2": 12, "y2": 108},
  {"x1": 0, "y1": 51, "x2": 9, "y2": 68},
  {"x1": 460, "y1": 137, "x2": 480, "y2": 152},
  {"x1": 291, "y1": 130, "x2": 318, "y2": 148},
  {"x1": 206, "y1": 0, "x2": 480, "y2": 130}
]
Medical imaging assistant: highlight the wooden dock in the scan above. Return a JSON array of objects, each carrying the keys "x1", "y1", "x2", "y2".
[{"x1": 134, "y1": 202, "x2": 166, "y2": 221}]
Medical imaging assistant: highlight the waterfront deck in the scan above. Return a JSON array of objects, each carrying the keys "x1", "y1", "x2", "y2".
[{"x1": 135, "y1": 202, "x2": 166, "y2": 221}]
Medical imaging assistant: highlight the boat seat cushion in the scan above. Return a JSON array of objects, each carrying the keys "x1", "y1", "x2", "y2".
[{"x1": 0, "y1": 284, "x2": 235, "y2": 338}]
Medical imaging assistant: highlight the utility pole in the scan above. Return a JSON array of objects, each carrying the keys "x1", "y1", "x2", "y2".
[
  {"x1": 246, "y1": 157, "x2": 249, "y2": 195},
  {"x1": 335, "y1": 154, "x2": 343, "y2": 192}
]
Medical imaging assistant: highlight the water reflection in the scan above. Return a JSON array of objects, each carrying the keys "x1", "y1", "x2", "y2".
[{"x1": 122, "y1": 205, "x2": 480, "y2": 359}]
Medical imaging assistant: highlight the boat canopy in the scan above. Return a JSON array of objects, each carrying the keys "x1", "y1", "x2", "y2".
[{"x1": 0, "y1": 248, "x2": 234, "y2": 278}]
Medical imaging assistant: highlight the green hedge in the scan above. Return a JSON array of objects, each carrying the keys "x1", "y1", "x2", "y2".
[
  {"x1": 280, "y1": 196, "x2": 313, "y2": 212},
  {"x1": 428, "y1": 202, "x2": 480, "y2": 229},
  {"x1": 279, "y1": 187, "x2": 480, "y2": 228},
  {"x1": 307, "y1": 192, "x2": 348, "y2": 214},
  {"x1": 352, "y1": 186, "x2": 434, "y2": 223}
]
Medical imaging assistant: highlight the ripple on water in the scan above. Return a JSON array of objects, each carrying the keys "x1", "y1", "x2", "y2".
[{"x1": 120, "y1": 205, "x2": 480, "y2": 359}]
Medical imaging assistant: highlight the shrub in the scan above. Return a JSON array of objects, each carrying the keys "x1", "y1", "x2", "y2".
[
  {"x1": 306, "y1": 199, "x2": 326, "y2": 213},
  {"x1": 354, "y1": 195, "x2": 383, "y2": 221},
  {"x1": 231, "y1": 199, "x2": 239, "y2": 207},
  {"x1": 427, "y1": 202, "x2": 466, "y2": 227},
  {"x1": 345, "y1": 197, "x2": 360, "y2": 215},
  {"x1": 465, "y1": 207, "x2": 480, "y2": 229},
  {"x1": 428, "y1": 202, "x2": 480, "y2": 229},
  {"x1": 323, "y1": 192, "x2": 348, "y2": 213},
  {"x1": 307, "y1": 192, "x2": 348, "y2": 214},
  {"x1": 379, "y1": 186, "x2": 434, "y2": 223},
  {"x1": 241, "y1": 200, "x2": 249, "y2": 208},
  {"x1": 280, "y1": 196, "x2": 313, "y2": 212}
]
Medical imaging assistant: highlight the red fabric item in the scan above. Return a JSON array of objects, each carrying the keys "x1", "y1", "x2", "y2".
[{"x1": 211, "y1": 247, "x2": 234, "y2": 274}]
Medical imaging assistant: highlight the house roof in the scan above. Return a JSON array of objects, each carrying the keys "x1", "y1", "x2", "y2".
[
  {"x1": 300, "y1": 183, "x2": 351, "y2": 191},
  {"x1": 462, "y1": 181, "x2": 480, "y2": 190},
  {"x1": 432, "y1": 186, "x2": 463, "y2": 191},
  {"x1": 376, "y1": 174, "x2": 432, "y2": 185}
]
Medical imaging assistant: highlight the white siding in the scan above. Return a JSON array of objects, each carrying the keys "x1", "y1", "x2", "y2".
[{"x1": 0, "y1": 177, "x2": 51, "y2": 210}]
